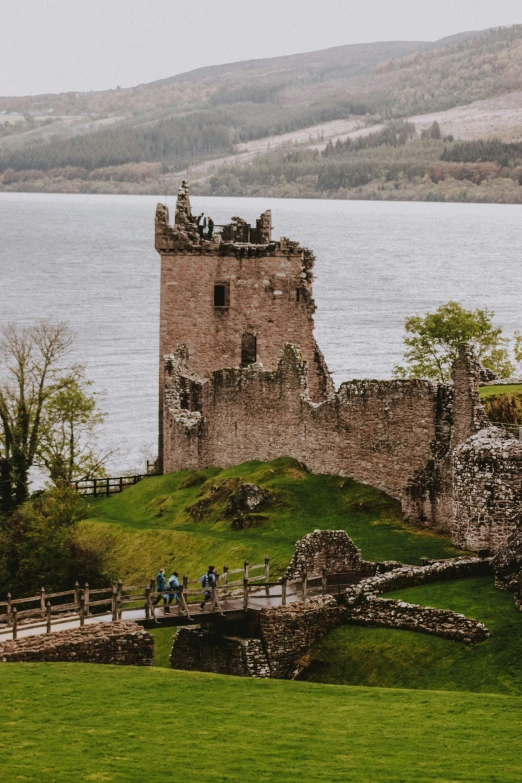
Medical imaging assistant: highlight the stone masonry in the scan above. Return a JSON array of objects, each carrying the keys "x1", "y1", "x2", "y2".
[
  {"x1": 285, "y1": 529, "x2": 364, "y2": 580},
  {"x1": 156, "y1": 183, "x2": 522, "y2": 550},
  {"x1": 0, "y1": 622, "x2": 154, "y2": 665},
  {"x1": 169, "y1": 546, "x2": 491, "y2": 679},
  {"x1": 453, "y1": 428, "x2": 522, "y2": 551}
]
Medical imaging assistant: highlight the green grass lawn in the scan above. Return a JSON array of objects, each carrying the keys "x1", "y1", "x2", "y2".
[
  {"x1": 479, "y1": 384, "x2": 522, "y2": 398},
  {"x1": 1, "y1": 663, "x2": 521, "y2": 783},
  {"x1": 304, "y1": 576, "x2": 522, "y2": 694},
  {"x1": 79, "y1": 458, "x2": 464, "y2": 584}
]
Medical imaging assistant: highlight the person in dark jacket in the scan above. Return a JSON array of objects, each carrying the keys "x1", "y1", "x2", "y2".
[
  {"x1": 197, "y1": 213, "x2": 206, "y2": 238},
  {"x1": 207, "y1": 216, "x2": 214, "y2": 240},
  {"x1": 199, "y1": 565, "x2": 217, "y2": 609},
  {"x1": 153, "y1": 568, "x2": 167, "y2": 606}
]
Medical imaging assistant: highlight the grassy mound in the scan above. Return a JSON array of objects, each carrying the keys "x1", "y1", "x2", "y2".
[
  {"x1": 79, "y1": 458, "x2": 463, "y2": 583},
  {"x1": 304, "y1": 576, "x2": 522, "y2": 694},
  {"x1": 479, "y1": 384, "x2": 522, "y2": 399},
  {"x1": 1, "y1": 663, "x2": 521, "y2": 783}
]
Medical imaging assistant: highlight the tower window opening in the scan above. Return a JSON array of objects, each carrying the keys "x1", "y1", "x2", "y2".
[
  {"x1": 241, "y1": 332, "x2": 257, "y2": 366},
  {"x1": 214, "y1": 282, "x2": 230, "y2": 308}
]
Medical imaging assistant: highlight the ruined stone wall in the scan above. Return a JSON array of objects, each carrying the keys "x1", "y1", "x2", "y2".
[
  {"x1": 0, "y1": 622, "x2": 154, "y2": 665},
  {"x1": 345, "y1": 597, "x2": 489, "y2": 644},
  {"x1": 169, "y1": 559, "x2": 491, "y2": 679},
  {"x1": 453, "y1": 429, "x2": 522, "y2": 552},
  {"x1": 170, "y1": 627, "x2": 270, "y2": 677},
  {"x1": 285, "y1": 529, "x2": 364, "y2": 580},
  {"x1": 164, "y1": 344, "x2": 454, "y2": 527}
]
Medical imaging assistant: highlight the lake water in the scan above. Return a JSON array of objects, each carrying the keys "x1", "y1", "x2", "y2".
[{"x1": 0, "y1": 192, "x2": 521, "y2": 472}]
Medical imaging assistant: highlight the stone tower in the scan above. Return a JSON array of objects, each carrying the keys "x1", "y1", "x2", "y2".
[{"x1": 155, "y1": 181, "x2": 332, "y2": 472}]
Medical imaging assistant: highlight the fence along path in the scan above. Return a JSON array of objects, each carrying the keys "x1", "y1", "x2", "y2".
[{"x1": 0, "y1": 559, "x2": 365, "y2": 643}]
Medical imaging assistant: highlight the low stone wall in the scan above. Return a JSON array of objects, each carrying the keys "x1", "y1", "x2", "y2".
[
  {"x1": 345, "y1": 597, "x2": 490, "y2": 644},
  {"x1": 344, "y1": 556, "x2": 492, "y2": 600},
  {"x1": 285, "y1": 529, "x2": 365, "y2": 580},
  {"x1": 170, "y1": 627, "x2": 270, "y2": 678},
  {"x1": 0, "y1": 622, "x2": 154, "y2": 665}
]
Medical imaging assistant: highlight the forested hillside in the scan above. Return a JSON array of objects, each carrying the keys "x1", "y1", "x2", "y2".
[{"x1": 2, "y1": 25, "x2": 522, "y2": 201}]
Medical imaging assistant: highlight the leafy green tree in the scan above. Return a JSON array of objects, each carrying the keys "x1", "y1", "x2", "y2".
[
  {"x1": 394, "y1": 301, "x2": 514, "y2": 382},
  {"x1": 37, "y1": 371, "x2": 111, "y2": 484},
  {"x1": 0, "y1": 483, "x2": 111, "y2": 595}
]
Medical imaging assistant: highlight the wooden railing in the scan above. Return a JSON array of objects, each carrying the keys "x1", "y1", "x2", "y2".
[
  {"x1": 0, "y1": 559, "x2": 375, "y2": 641},
  {"x1": 74, "y1": 474, "x2": 157, "y2": 497}
]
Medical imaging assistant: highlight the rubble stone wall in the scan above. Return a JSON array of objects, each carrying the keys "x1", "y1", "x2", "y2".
[
  {"x1": 453, "y1": 429, "x2": 522, "y2": 552},
  {"x1": 285, "y1": 529, "x2": 364, "y2": 580},
  {"x1": 170, "y1": 627, "x2": 270, "y2": 677},
  {"x1": 345, "y1": 597, "x2": 490, "y2": 644},
  {"x1": 0, "y1": 622, "x2": 154, "y2": 665}
]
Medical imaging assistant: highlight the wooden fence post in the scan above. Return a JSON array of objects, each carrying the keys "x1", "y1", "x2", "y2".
[
  {"x1": 46, "y1": 601, "x2": 52, "y2": 634},
  {"x1": 74, "y1": 581, "x2": 80, "y2": 609},
  {"x1": 12, "y1": 608, "x2": 17, "y2": 641},
  {"x1": 117, "y1": 579, "x2": 123, "y2": 620},
  {"x1": 243, "y1": 578, "x2": 249, "y2": 611},
  {"x1": 145, "y1": 586, "x2": 151, "y2": 621},
  {"x1": 79, "y1": 592, "x2": 85, "y2": 627},
  {"x1": 7, "y1": 593, "x2": 12, "y2": 626},
  {"x1": 322, "y1": 569, "x2": 327, "y2": 596},
  {"x1": 119, "y1": 476, "x2": 123, "y2": 493},
  {"x1": 303, "y1": 571, "x2": 308, "y2": 601},
  {"x1": 111, "y1": 588, "x2": 118, "y2": 622},
  {"x1": 84, "y1": 583, "x2": 89, "y2": 616},
  {"x1": 93, "y1": 478, "x2": 98, "y2": 498},
  {"x1": 180, "y1": 585, "x2": 191, "y2": 620},
  {"x1": 40, "y1": 587, "x2": 46, "y2": 618},
  {"x1": 244, "y1": 560, "x2": 249, "y2": 582},
  {"x1": 281, "y1": 577, "x2": 287, "y2": 607},
  {"x1": 223, "y1": 565, "x2": 229, "y2": 589},
  {"x1": 183, "y1": 575, "x2": 188, "y2": 595},
  {"x1": 211, "y1": 584, "x2": 217, "y2": 613},
  {"x1": 106, "y1": 478, "x2": 110, "y2": 496}
]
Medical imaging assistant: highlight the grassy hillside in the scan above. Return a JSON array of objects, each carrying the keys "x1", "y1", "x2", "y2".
[
  {"x1": 304, "y1": 576, "x2": 522, "y2": 695},
  {"x1": 79, "y1": 458, "x2": 463, "y2": 584},
  {"x1": 3, "y1": 26, "x2": 522, "y2": 197},
  {"x1": 1, "y1": 663, "x2": 521, "y2": 782}
]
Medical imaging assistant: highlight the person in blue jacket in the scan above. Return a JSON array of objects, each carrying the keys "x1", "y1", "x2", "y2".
[
  {"x1": 153, "y1": 568, "x2": 167, "y2": 606},
  {"x1": 165, "y1": 571, "x2": 180, "y2": 614}
]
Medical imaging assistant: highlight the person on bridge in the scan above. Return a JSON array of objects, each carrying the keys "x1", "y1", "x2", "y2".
[
  {"x1": 165, "y1": 571, "x2": 180, "y2": 614},
  {"x1": 199, "y1": 565, "x2": 217, "y2": 610},
  {"x1": 153, "y1": 569, "x2": 167, "y2": 606}
]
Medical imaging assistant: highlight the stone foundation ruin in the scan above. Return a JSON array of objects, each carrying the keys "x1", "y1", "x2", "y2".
[
  {"x1": 155, "y1": 182, "x2": 522, "y2": 554},
  {"x1": 169, "y1": 532, "x2": 492, "y2": 680}
]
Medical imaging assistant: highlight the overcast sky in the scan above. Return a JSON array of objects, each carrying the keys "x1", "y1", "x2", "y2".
[{"x1": 1, "y1": 0, "x2": 521, "y2": 96}]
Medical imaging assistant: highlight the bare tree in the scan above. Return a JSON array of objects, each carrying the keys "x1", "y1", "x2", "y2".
[{"x1": 0, "y1": 320, "x2": 73, "y2": 511}]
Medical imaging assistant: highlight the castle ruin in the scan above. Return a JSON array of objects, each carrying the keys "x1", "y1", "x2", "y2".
[{"x1": 155, "y1": 183, "x2": 522, "y2": 552}]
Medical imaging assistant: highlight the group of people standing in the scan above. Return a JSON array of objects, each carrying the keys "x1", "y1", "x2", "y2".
[
  {"x1": 196, "y1": 212, "x2": 214, "y2": 240},
  {"x1": 154, "y1": 565, "x2": 217, "y2": 614}
]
